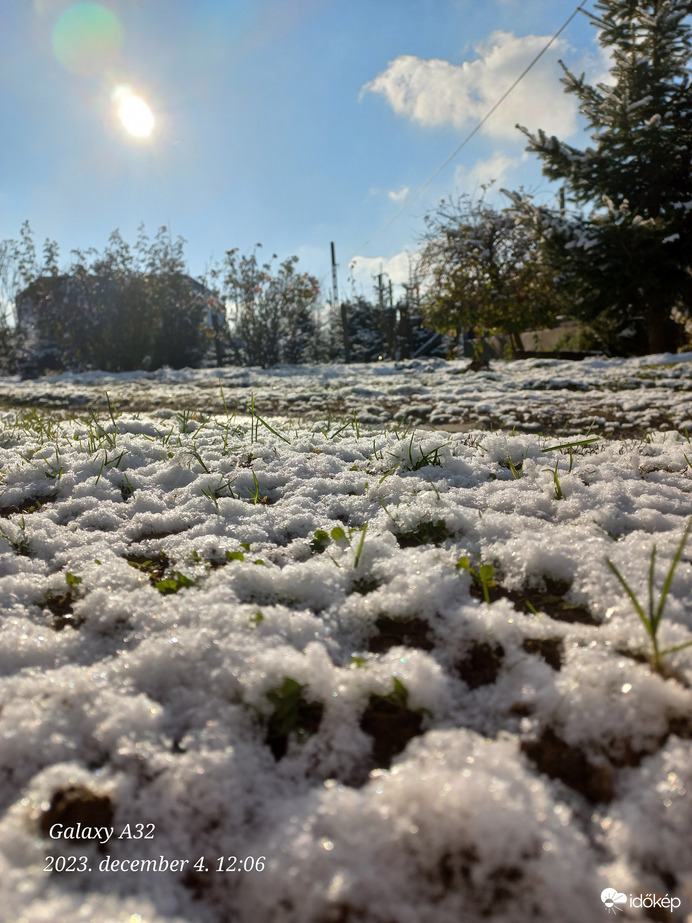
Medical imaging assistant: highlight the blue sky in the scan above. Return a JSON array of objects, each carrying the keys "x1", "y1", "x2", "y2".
[{"x1": 1, "y1": 0, "x2": 605, "y2": 301}]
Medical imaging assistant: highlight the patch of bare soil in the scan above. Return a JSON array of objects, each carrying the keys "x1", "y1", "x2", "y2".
[{"x1": 359, "y1": 694, "x2": 425, "y2": 774}]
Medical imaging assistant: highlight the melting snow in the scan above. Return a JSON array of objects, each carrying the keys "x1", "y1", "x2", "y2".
[{"x1": 0, "y1": 355, "x2": 691, "y2": 922}]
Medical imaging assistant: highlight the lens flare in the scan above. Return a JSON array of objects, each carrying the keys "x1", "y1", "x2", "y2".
[
  {"x1": 52, "y1": 2, "x2": 124, "y2": 76},
  {"x1": 113, "y1": 86, "x2": 155, "y2": 138}
]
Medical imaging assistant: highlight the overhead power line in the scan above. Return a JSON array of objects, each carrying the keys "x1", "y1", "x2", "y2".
[{"x1": 360, "y1": 0, "x2": 589, "y2": 250}]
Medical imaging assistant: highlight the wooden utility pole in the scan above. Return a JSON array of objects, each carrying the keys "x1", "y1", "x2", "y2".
[
  {"x1": 375, "y1": 273, "x2": 386, "y2": 310},
  {"x1": 332, "y1": 242, "x2": 350, "y2": 363}
]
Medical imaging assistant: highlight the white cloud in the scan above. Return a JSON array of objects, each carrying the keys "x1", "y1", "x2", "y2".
[
  {"x1": 361, "y1": 30, "x2": 578, "y2": 141},
  {"x1": 293, "y1": 243, "x2": 328, "y2": 271},
  {"x1": 586, "y1": 41, "x2": 614, "y2": 89},
  {"x1": 388, "y1": 185, "x2": 410, "y2": 203},
  {"x1": 453, "y1": 151, "x2": 518, "y2": 192},
  {"x1": 348, "y1": 251, "x2": 416, "y2": 295}
]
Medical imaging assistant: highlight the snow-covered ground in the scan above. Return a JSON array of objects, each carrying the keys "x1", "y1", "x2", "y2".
[
  {"x1": 3, "y1": 352, "x2": 692, "y2": 436},
  {"x1": 1, "y1": 354, "x2": 692, "y2": 922}
]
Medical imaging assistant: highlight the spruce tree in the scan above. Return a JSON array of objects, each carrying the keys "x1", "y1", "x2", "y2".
[{"x1": 510, "y1": 0, "x2": 692, "y2": 354}]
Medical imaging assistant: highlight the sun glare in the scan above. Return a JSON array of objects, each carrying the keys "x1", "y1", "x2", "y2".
[{"x1": 113, "y1": 86, "x2": 155, "y2": 138}]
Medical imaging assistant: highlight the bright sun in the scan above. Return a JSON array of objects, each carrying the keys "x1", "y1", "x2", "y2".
[{"x1": 113, "y1": 86, "x2": 155, "y2": 138}]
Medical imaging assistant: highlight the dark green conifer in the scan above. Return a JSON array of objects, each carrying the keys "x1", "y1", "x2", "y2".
[{"x1": 510, "y1": 0, "x2": 692, "y2": 354}]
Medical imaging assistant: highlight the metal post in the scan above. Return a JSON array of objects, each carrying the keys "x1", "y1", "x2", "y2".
[{"x1": 331, "y1": 242, "x2": 339, "y2": 306}]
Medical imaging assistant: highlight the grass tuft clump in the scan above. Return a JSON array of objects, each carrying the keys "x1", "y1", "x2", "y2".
[
  {"x1": 309, "y1": 523, "x2": 368, "y2": 567},
  {"x1": 43, "y1": 571, "x2": 84, "y2": 630},
  {"x1": 606, "y1": 518, "x2": 692, "y2": 674}
]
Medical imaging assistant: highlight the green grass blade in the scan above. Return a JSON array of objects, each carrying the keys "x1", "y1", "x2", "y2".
[
  {"x1": 379, "y1": 497, "x2": 396, "y2": 522},
  {"x1": 426, "y1": 476, "x2": 441, "y2": 501},
  {"x1": 648, "y1": 544, "x2": 657, "y2": 629},
  {"x1": 541, "y1": 437, "x2": 600, "y2": 452},
  {"x1": 353, "y1": 523, "x2": 367, "y2": 568},
  {"x1": 506, "y1": 455, "x2": 521, "y2": 479},
  {"x1": 605, "y1": 557, "x2": 654, "y2": 642},
  {"x1": 378, "y1": 466, "x2": 399, "y2": 484},
  {"x1": 655, "y1": 518, "x2": 692, "y2": 625},
  {"x1": 253, "y1": 411, "x2": 291, "y2": 444},
  {"x1": 219, "y1": 384, "x2": 229, "y2": 417},
  {"x1": 105, "y1": 391, "x2": 119, "y2": 428},
  {"x1": 660, "y1": 639, "x2": 692, "y2": 656},
  {"x1": 329, "y1": 421, "x2": 350, "y2": 440}
]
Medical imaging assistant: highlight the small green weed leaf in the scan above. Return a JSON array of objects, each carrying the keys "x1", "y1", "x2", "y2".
[
  {"x1": 310, "y1": 529, "x2": 331, "y2": 554},
  {"x1": 226, "y1": 550, "x2": 245, "y2": 562},
  {"x1": 263, "y1": 676, "x2": 324, "y2": 761},
  {"x1": 456, "y1": 555, "x2": 495, "y2": 603},
  {"x1": 380, "y1": 677, "x2": 409, "y2": 709},
  {"x1": 155, "y1": 571, "x2": 195, "y2": 595},
  {"x1": 478, "y1": 564, "x2": 495, "y2": 586},
  {"x1": 154, "y1": 578, "x2": 178, "y2": 594},
  {"x1": 266, "y1": 677, "x2": 304, "y2": 716},
  {"x1": 397, "y1": 519, "x2": 450, "y2": 548},
  {"x1": 65, "y1": 572, "x2": 82, "y2": 588},
  {"x1": 330, "y1": 526, "x2": 347, "y2": 543},
  {"x1": 264, "y1": 677, "x2": 317, "y2": 742}
]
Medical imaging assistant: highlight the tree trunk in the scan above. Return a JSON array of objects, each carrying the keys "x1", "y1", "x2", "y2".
[
  {"x1": 509, "y1": 331, "x2": 523, "y2": 354},
  {"x1": 644, "y1": 303, "x2": 683, "y2": 355}
]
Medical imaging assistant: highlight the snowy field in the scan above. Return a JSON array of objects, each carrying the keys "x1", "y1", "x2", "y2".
[
  {"x1": 1, "y1": 353, "x2": 692, "y2": 922},
  {"x1": 3, "y1": 351, "x2": 692, "y2": 436}
]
